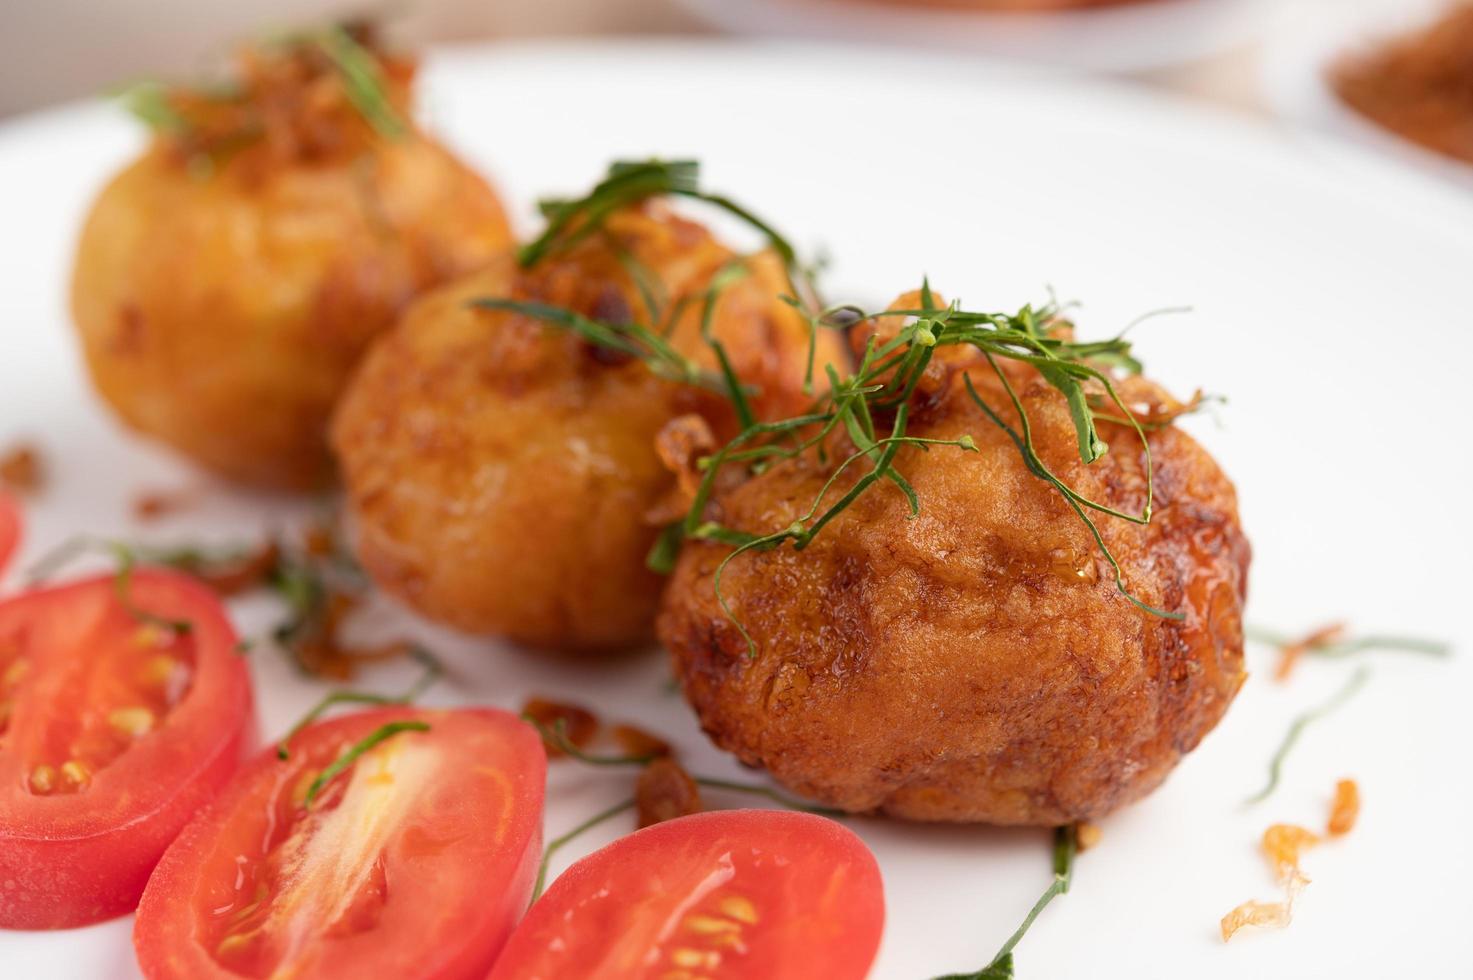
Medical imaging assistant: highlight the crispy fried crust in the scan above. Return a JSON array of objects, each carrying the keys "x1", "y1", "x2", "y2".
[
  {"x1": 71, "y1": 136, "x2": 511, "y2": 489},
  {"x1": 657, "y1": 363, "x2": 1249, "y2": 824},
  {"x1": 331, "y1": 204, "x2": 847, "y2": 652}
]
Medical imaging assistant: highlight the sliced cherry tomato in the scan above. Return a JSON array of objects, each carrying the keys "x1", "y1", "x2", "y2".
[
  {"x1": 135, "y1": 707, "x2": 546, "y2": 980},
  {"x1": 490, "y1": 809, "x2": 885, "y2": 980},
  {"x1": 0, "y1": 568, "x2": 253, "y2": 928},
  {"x1": 0, "y1": 492, "x2": 19, "y2": 579}
]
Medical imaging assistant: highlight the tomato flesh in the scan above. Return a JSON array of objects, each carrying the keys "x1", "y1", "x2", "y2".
[
  {"x1": 0, "y1": 492, "x2": 18, "y2": 579},
  {"x1": 135, "y1": 707, "x2": 546, "y2": 980},
  {"x1": 0, "y1": 569, "x2": 253, "y2": 928},
  {"x1": 490, "y1": 809, "x2": 885, "y2": 980}
]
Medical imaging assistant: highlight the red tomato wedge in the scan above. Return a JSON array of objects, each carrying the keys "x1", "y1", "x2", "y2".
[
  {"x1": 0, "y1": 569, "x2": 253, "y2": 928},
  {"x1": 135, "y1": 707, "x2": 546, "y2": 980},
  {"x1": 489, "y1": 809, "x2": 885, "y2": 980},
  {"x1": 0, "y1": 492, "x2": 19, "y2": 579}
]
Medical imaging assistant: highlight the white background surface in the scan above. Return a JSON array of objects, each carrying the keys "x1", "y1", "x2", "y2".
[{"x1": 1, "y1": 39, "x2": 1470, "y2": 980}]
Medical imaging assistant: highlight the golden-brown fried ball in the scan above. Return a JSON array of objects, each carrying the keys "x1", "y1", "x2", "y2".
[
  {"x1": 71, "y1": 31, "x2": 512, "y2": 489},
  {"x1": 331, "y1": 202, "x2": 848, "y2": 652},
  {"x1": 658, "y1": 343, "x2": 1249, "y2": 825}
]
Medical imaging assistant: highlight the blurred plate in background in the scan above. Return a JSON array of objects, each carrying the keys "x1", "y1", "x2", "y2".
[
  {"x1": 1262, "y1": 0, "x2": 1473, "y2": 191},
  {"x1": 674, "y1": 0, "x2": 1269, "y2": 72}
]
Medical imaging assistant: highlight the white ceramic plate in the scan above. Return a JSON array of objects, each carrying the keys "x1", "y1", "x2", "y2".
[
  {"x1": 1261, "y1": 0, "x2": 1473, "y2": 192},
  {"x1": 675, "y1": 0, "x2": 1270, "y2": 73},
  {"x1": 2, "y1": 38, "x2": 1470, "y2": 980}
]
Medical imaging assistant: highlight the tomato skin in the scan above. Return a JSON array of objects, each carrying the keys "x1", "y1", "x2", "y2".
[
  {"x1": 135, "y1": 707, "x2": 546, "y2": 980},
  {"x1": 0, "y1": 570, "x2": 253, "y2": 929},
  {"x1": 490, "y1": 809, "x2": 885, "y2": 980},
  {"x1": 0, "y1": 492, "x2": 19, "y2": 579}
]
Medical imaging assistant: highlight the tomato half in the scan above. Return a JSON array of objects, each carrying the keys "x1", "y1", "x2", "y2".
[
  {"x1": 0, "y1": 492, "x2": 19, "y2": 579},
  {"x1": 0, "y1": 569, "x2": 253, "y2": 928},
  {"x1": 489, "y1": 809, "x2": 885, "y2": 980},
  {"x1": 134, "y1": 707, "x2": 546, "y2": 980}
]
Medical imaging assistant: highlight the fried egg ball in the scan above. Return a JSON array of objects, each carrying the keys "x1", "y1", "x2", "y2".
[
  {"x1": 71, "y1": 29, "x2": 512, "y2": 489},
  {"x1": 658, "y1": 301, "x2": 1249, "y2": 825},
  {"x1": 331, "y1": 202, "x2": 848, "y2": 652}
]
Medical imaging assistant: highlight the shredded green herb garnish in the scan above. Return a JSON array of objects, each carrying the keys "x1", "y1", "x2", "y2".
[
  {"x1": 518, "y1": 160, "x2": 819, "y2": 311},
  {"x1": 527, "y1": 160, "x2": 699, "y2": 270},
  {"x1": 528, "y1": 715, "x2": 843, "y2": 815},
  {"x1": 608, "y1": 236, "x2": 670, "y2": 325},
  {"x1": 478, "y1": 161, "x2": 1196, "y2": 653},
  {"x1": 530, "y1": 798, "x2": 637, "y2": 905},
  {"x1": 303, "y1": 719, "x2": 430, "y2": 807},
  {"x1": 676, "y1": 282, "x2": 1182, "y2": 654},
  {"x1": 267, "y1": 551, "x2": 330, "y2": 657},
  {"x1": 25, "y1": 534, "x2": 116, "y2": 584},
  {"x1": 117, "y1": 81, "x2": 190, "y2": 134},
  {"x1": 109, "y1": 544, "x2": 195, "y2": 634},
  {"x1": 469, "y1": 298, "x2": 728, "y2": 395},
  {"x1": 313, "y1": 25, "x2": 407, "y2": 140},
  {"x1": 473, "y1": 162, "x2": 817, "y2": 427},
  {"x1": 1245, "y1": 625, "x2": 1451, "y2": 661},
  {"x1": 25, "y1": 536, "x2": 194, "y2": 633},
  {"x1": 699, "y1": 260, "x2": 759, "y2": 430},
  {"x1": 25, "y1": 527, "x2": 379, "y2": 677},
  {"x1": 114, "y1": 22, "x2": 405, "y2": 148},
  {"x1": 261, "y1": 534, "x2": 375, "y2": 678},
  {"x1": 26, "y1": 534, "x2": 268, "y2": 588},
  {"x1": 933, "y1": 826, "x2": 1077, "y2": 980},
  {"x1": 686, "y1": 776, "x2": 843, "y2": 814},
  {"x1": 646, "y1": 522, "x2": 687, "y2": 575},
  {"x1": 277, "y1": 646, "x2": 443, "y2": 760},
  {"x1": 528, "y1": 717, "x2": 660, "y2": 766},
  {"x1": 1245, "y1": 666, "x2": 1371, "y2": 806}
]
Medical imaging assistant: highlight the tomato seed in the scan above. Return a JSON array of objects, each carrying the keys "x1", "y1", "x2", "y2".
[
  {"x1": 684, "y1": 914, "x2": 740, "y2": 935},
  {"x1": 139, "y1": 655, "x2": 179, "y2": 687},
  {"x1": 108, "y1": 706, "x2": 156, "y2": 738},
  {"x1": 2, "y1": 658, "x2": 28, "y2": 689},
  {"x1": 29, "y1": 764, "x2": 57, "y2": 795},
  {"x1": 719, "y1": 895, "x2": 758, "y2": 924},
  {"x1": 60, "y1": 760, "x2": 92, "y2": 790},
  {"x1": 671, "y1": 947, "x2": 721, "y2": 969}
]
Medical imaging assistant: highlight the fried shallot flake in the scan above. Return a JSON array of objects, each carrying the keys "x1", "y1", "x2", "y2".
[
  {"x1": 611, "y1": 724, "x2": 672, "y2": 760},
  {"x1": 1220, "y1": 893, "x2": 1297, "y2": 942},
  {"x1": 300, "y1": 521, "x2": 336, "y2": 558},
  {"x1": 132, "y1": 486, "x2": 201, "y2": 522},
  {"x1": 0, "y1": 444, "x2": 43, "y2": 494},
  {"x1": 1220, "y1": 826, "x2": 1317, "y2": 943},
  {"x1": 636, "y1": 757, "x2": 702, "y2": 828},
  {"x1": 1099, "y1": 376, "x2": 1209, "y2": 430},
  {"x1": 646, "y1": 414, "x2": 717, "y2": 524},
  {"x1": 1221, "y1": 780, "x2": 1362, "y2": 942},
  {"x1": 1327, "y1": 778, "x2": 1360, "y2": 836},
  {"x1": 1273, "y1": 622, "x2": 1348, "y2": 682},
  {"x1": 189, "y1": 541, "x2": 282, "y2": 597},
  {"x1": 288, "y1": 590, "x2": 414, "y2": 680},
  {"x1": 522, "y1": 697, "x2": 598, "y2": 757},
  {"x1": 1262, "y1": 823, "x2": 1320, "y2": 885}
]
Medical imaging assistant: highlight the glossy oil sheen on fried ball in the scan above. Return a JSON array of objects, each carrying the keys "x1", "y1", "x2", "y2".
[
  {"x1": 658, "y1": 361, "x2": 1249, "y2": 825},
  {"x1": 332, "y1": 203, "x2": 847, "y2": 652},
  {"x1": 70, "y1": 37, "x2": 511, "y2": 489}
]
